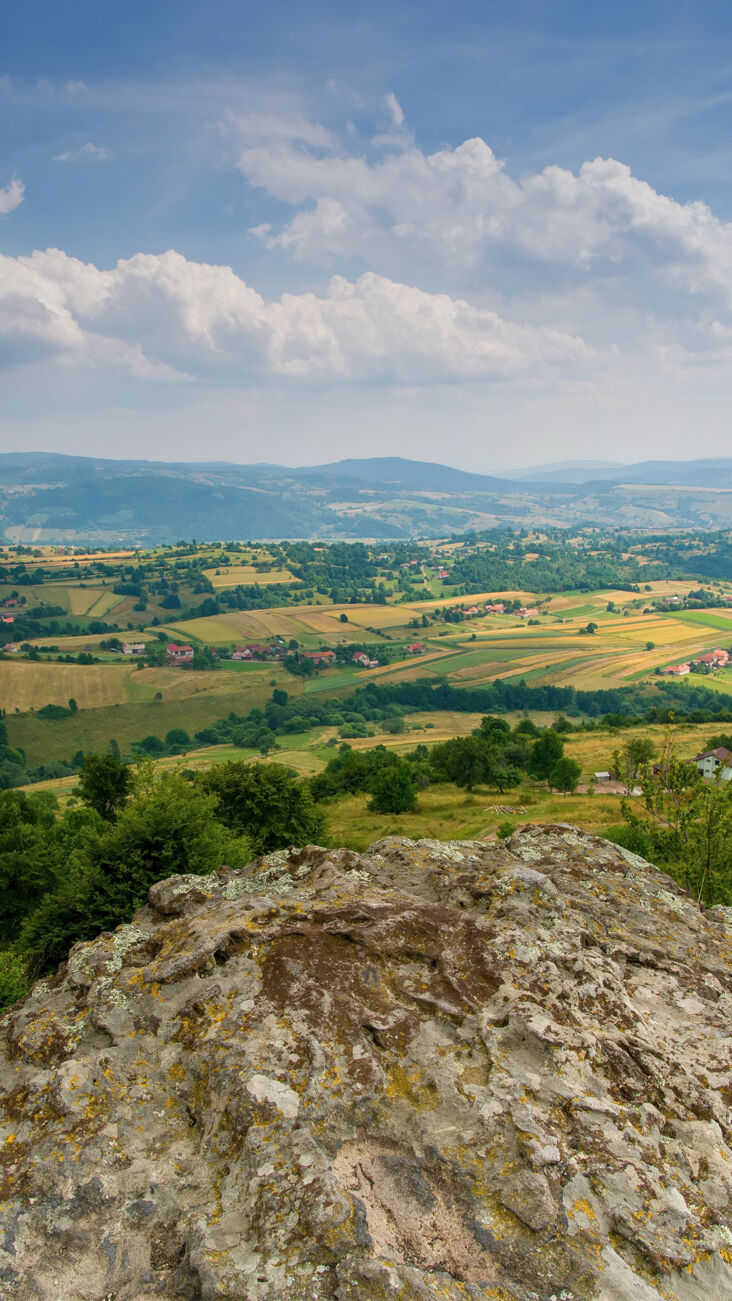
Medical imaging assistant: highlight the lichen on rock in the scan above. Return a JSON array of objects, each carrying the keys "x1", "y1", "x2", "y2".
[{"x1": 1, "y1": 825, "x2": 731, "y2": 1299}]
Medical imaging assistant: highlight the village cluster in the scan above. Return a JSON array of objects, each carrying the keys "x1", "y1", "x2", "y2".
[{"x1": 661, "y1": 647, "x2": 730, "y2": 676}]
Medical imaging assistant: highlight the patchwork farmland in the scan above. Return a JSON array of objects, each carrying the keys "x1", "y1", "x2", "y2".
[{"x1": 4, "y1": 533, "x2": 732, "y2": 788}]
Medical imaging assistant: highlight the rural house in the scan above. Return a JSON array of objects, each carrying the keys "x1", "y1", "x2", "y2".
[
  {"x1": 407, "y1": 642, "x2": 426, "y2": 654},
  {"x1": 693, "y1": 747, "x2": 732, "y2": 781},
  {"x1": 302, "y1": 649, "x2": 336, "y2": 666},
  {"x1": 232, "y1": 647, "x2": 253, "y2": 660},
  {"x1": 167, "y1": 643, "x2": 194, "y2": 665}
]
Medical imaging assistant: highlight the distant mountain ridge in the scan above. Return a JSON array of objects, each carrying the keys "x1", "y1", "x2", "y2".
[{"x1": 1, "y1": 451, "x2": 732, "y2": 543}]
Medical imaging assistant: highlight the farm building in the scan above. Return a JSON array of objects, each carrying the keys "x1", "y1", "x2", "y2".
[
  {"x1": 693, "y1": 748, "x2": 732, "y2": 781},
  {"x1": 302, "y1": 649, "x2": 336, "y2": 666},
  {"x1": 695, "y1": 649, "x2": 729, "y2": 667},
  {"x1": 167, "y1": 643, "x2": 194, "y2": 665}
]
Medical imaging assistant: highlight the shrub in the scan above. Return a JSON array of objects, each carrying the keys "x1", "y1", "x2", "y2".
[
  {"x1": 0, "y1": 949, "x2": 30, "y2": 1010},
  {"x1": 368, "y1": 762, "x2": 417, "y2": 814}
]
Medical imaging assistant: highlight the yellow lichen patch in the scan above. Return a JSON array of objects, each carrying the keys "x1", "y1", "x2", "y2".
[{"x1": 383, "y1": 1063, "x2": 439, "y2": 1110}]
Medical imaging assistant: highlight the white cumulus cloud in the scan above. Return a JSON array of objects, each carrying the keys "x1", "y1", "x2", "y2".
[
  {"x1": 236, "y1": 107, "x2": 732, "y2": 321},
  {"x1": 0, "y1": 177, "x2": 24, "y2": 215},
  {"x1": 0, "y1": 247, "x2": 590, "y2": 382}
]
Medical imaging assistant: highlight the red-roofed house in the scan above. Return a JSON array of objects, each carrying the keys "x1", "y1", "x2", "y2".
[
  {"x1": 408, "y1": 642, "x2": 426, "y2": 654},
  {"x1": 167, "y1": 643, "x2": 194, "y2": 665},
  {"x1": 696, "y1": 649, "x2": 729, "y2": 666},
  {"x1": 302, "y1": 649, "x2": 336, "y2": 666},
  {"x1": 232, "y1": 646, "x2": 253, "y2": 660},
  {"x1": 664, "y1": 663, "x2": 690, "y2": 676}
]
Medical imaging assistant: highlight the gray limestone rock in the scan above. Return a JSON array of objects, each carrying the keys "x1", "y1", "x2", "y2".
[{"x1": 1, "y1": 824, "x2": 731, "y2": 1300}]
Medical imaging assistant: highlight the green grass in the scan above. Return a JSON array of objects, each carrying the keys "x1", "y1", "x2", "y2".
[
  {"x1": 670, "y1": 610, "x2": 732, "y2": 632},
  {"x1": 6, "y1": 680, "x2": 279, "y2": 767},
  {"x1": 323, "y1": 782, "x2": 625, "y2": 852},
  {"x1": 214, "y1": 659, "x2": 273, "y2": 673},
  {"x1": 303, "y1": 666, "x2": 363, "y2": 694}
]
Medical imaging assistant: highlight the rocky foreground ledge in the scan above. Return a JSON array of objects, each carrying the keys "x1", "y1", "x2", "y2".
[{"x1": 2, "y1": 826, "x2": 732, "y2": 1301}]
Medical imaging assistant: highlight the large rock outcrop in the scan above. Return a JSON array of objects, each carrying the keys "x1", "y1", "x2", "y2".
[{"x1": 2, "y1": 825, "x2": 732, "y2": 1300}]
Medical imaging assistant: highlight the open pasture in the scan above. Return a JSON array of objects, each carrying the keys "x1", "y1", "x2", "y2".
[
  {"x1": 6, "y1": 672, "x2": 292, "y2": 767},
  {"x1": 22, "y1": 629, "x2": 154, "y2": 651},
  {"x1": 203, "y1": 564, "x2": 298, "y2": 588},
  {"x1": 0, "y1": 661, "x2": 132, "y2": 713}
]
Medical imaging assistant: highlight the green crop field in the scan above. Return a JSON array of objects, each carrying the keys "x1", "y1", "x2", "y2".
[{"x1": 668, "y1": 610, "x2": 732, "y2": 633}]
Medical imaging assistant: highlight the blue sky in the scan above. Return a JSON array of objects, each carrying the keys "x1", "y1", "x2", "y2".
[{"x1": 3, "y1": 1, "x2": 732, "y2": 469}]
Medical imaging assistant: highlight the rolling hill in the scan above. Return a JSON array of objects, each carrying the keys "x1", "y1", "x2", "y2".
[{"x1": 3, "y1": 451, "x2": 732, "y2": 543}]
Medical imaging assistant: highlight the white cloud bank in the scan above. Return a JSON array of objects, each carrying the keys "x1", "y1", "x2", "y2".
[
  {"x1": 0, "y1": 177, "x2": 25, "y2": 215},
  {"x1": 237, "y1": 102, "x2": 732, "y2": 319},
  {"x1": 0, "y1": 248, "x2": 589, "y2": 381}
]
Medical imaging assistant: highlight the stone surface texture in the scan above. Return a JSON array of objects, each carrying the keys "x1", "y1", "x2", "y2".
[{"x1": 1, "y1": 825, "x2": 732, "y2": 1300}]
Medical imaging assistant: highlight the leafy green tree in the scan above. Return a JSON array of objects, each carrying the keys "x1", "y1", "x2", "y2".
[
  {"x1": 611, "y1": 737, "x2": 657, "y2": 793},
  {"x1": 549, "y1": 756, "x2": 581, "y2": 795},
  {"x1": 432, "y1": 735, "x2": 489, "y2": 791},
  {"x1": 617, "y1": 732, "x2": 732, "y2": 905},
  {"x1": 0, "y1": 791, "x2": 61, "y2": 941},
  {"x1": 80, "y1": 766, "x2": 250, "y2": 926},
  {"x1": 482, "y1": 750, "x2": 522, "y2": 794},
  {"x1": 143, "y1": 641, "x2": 167, "y2": 667},
  {"x1": 369, "y1": 762, "x2": 417, "y2": 814},
  {"x1": 529, "y1": 731, "x2": 564, "y2": 783},
  {"x1": 137, "y1": 734, "x2": 165, "y2": 755},
  {"x1": 165, "y1": 727, "x2": 191, "y2": 752},
  {"x1": 477, "y1": 715, "x2": 511, "y2": 741},
  {"x1": 75, "y1": 753, "x2": 131, "y2": 821},
  {"x1": 199, "y1": 761, "x2": 325, "y2": 854}
]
